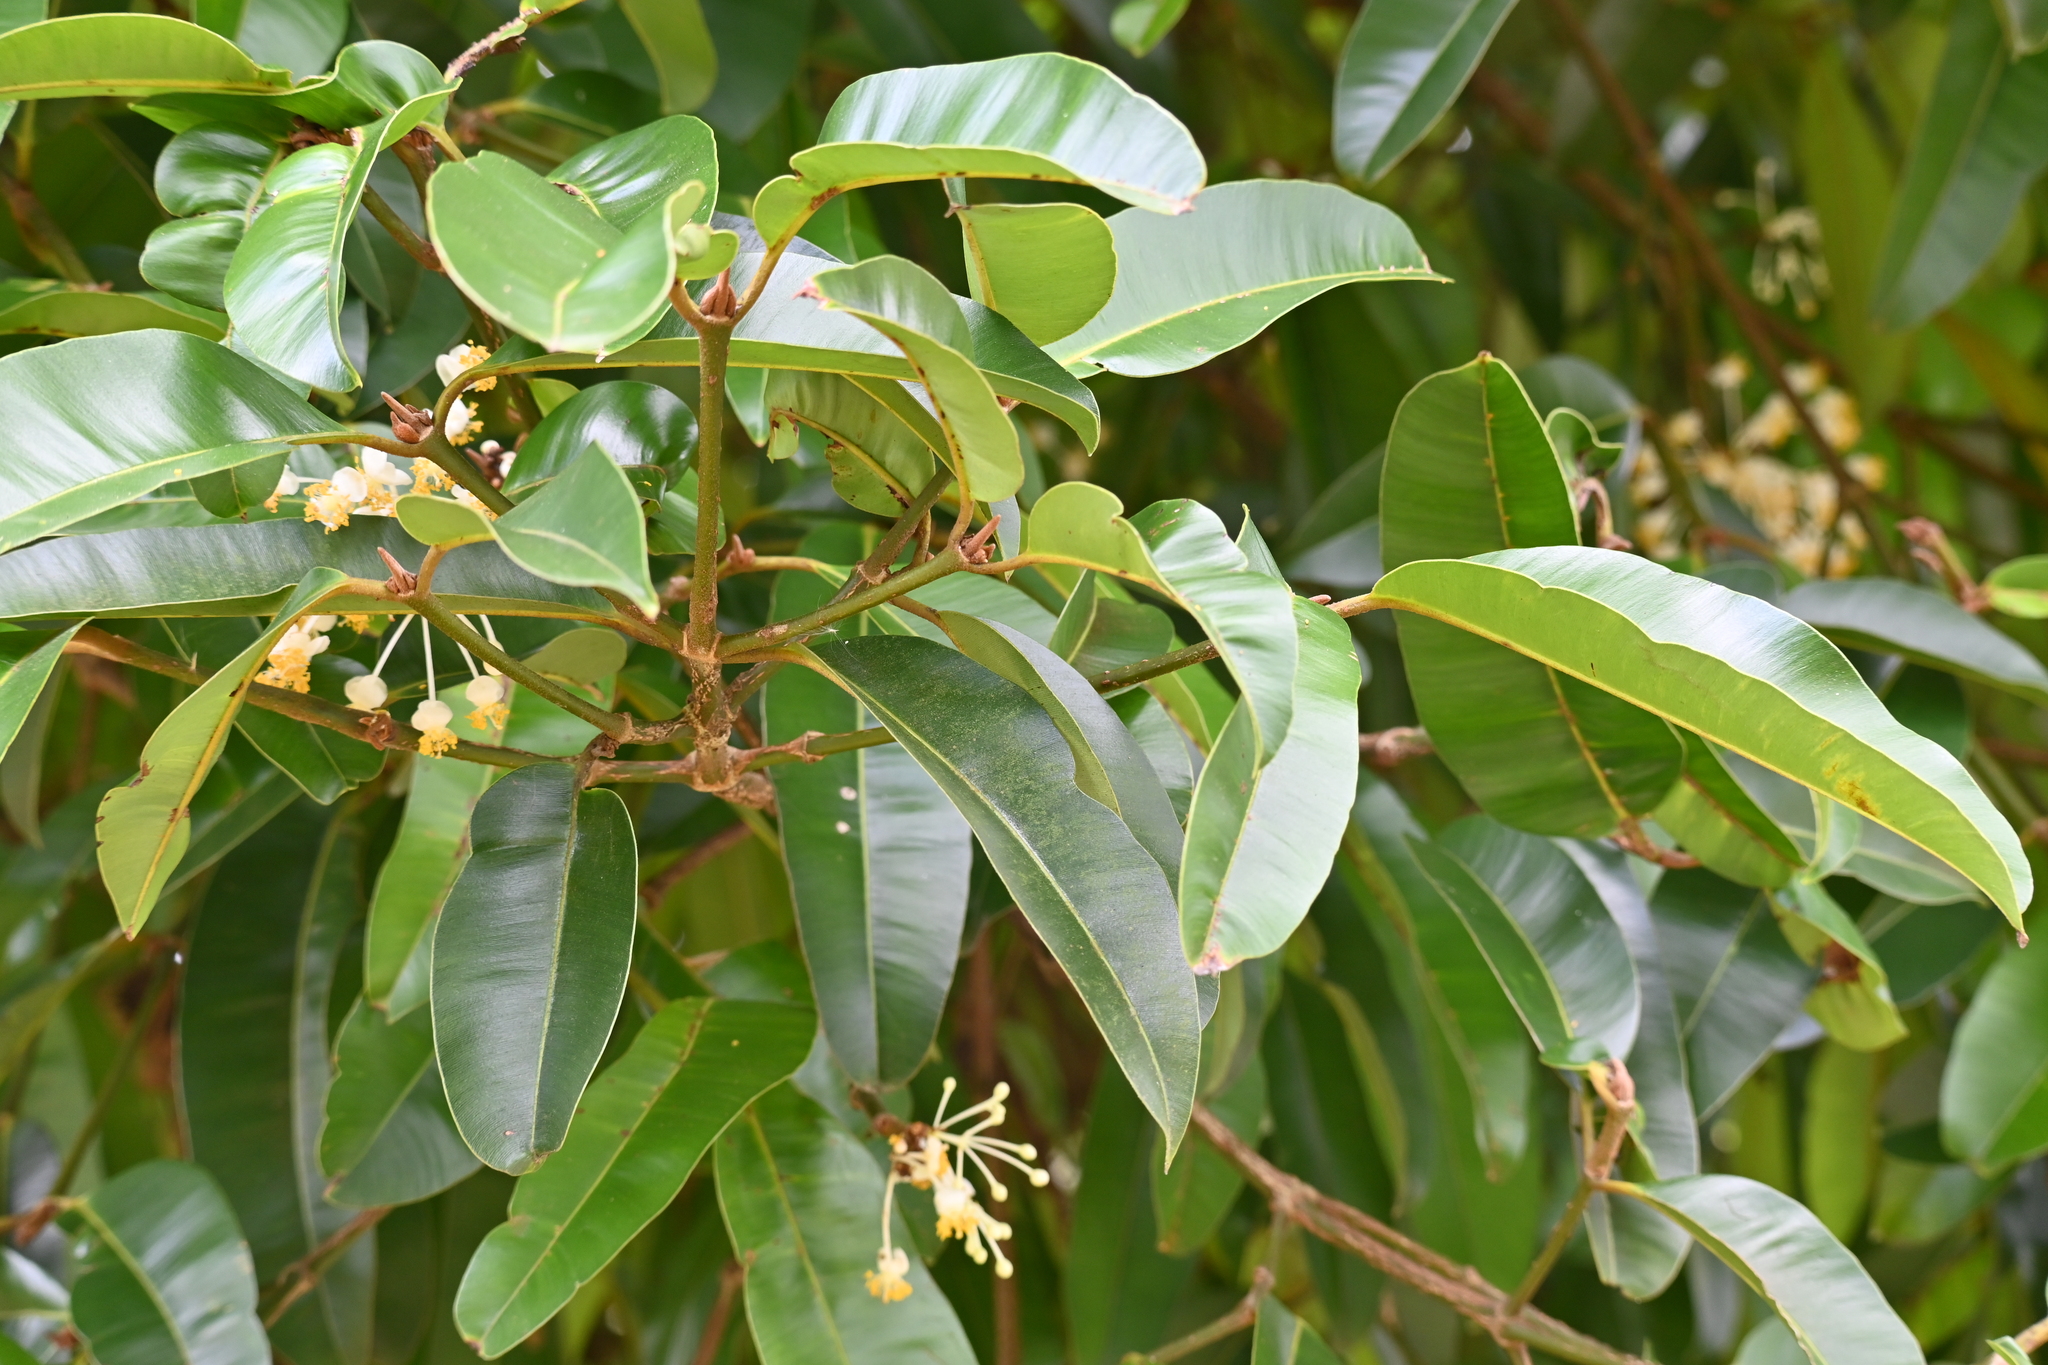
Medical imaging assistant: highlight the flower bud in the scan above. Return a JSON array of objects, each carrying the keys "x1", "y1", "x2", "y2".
[
  {"x1": 465, "y1": 675, "x2": 506, "y2": 707},
  {"x1": 344, "y1": 674, "x2": 388, "y2": 710},
  {"x1": 304, "y1": 614, "x2": 338, "y2": 633},
  {"x1": 412, "y1": 699, "x2": 454, "y2": 731}
]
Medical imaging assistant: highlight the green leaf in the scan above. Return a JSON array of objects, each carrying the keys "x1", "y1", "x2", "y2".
[
  {"x1": 1369, "y1": 547, "x2": 2031, "y2": 921},
  {"x1": 764, "y1": 565, "x2": 971, "y2": 1086},
  {"x1": 1608, "y1": 1174, "x2": 1923, "y2": 1364},
  {"x1": 766, "y1": 370, "x2": 938, "y2": 514},
  {"x1": 65, "y1": 1160, "x2": 269, "y2": 1365},
  {"x1": 319, "y1": 996, "x2": 479, "y2": 1206},
  {"x1": 1800, "y1": 1041, "x2": 1880, "y2": 1240},
  {"x1": 0, "y1": 627, "x2": 77, "y2": 776},
  {"x1": 154, "y1": 121, "x2": 277, "y2": 214},
  {"x1": 141, "y1": 214, "x2": 247, "y2": 312},
  {"x1": 1777, "y1": 881, "x2": 1908, "y2": 1052},
  {"x1": 395, "y1": 492, "x2": 494, "y2": 548},
  {"x1": 1654, "y1": 732, "x2": 1805, "y2": 888},
  {"x1": 716, "y1": 1084, "x2": 978, "y2": 1365},
  {"x1": 809, "y1": 255, "x2": 1022, "y2": 503},
  {"x1": 1179, "y1": 599, "x2": 1358, "y2": 969},
  {"x1": 752, "y1": 53, "x2": 1205, "y2": 251},
  {"x1": 0, "y1": 13, "x2": 292, "y2": 100},
  {"x1": 94, "y1": 568, "x2": 348, "y2": 935},
  {"x1": 365, "y1": 754, "x2": 496, "y2": 1015},
  {"x1": 1050, "y1": 180, "x2": 1438, "y2": 376},
  {"x1": 1985, "y1": 553, "x2": 2048, "y2": 616},
  {"x1": 181, "y1": 800, "x2": 372, "y2": 1365},
  {"x1": 1940, "y1": 942, "x2": 2048, "y2": 1172},
  {"x1": 0, "y1": 280, "x2": 225, "y2": 340},
  {"x1": 1872, "y1": 0, "x2": 2048, "y2": 327},
  {"x1": 1251, "y1": 1294, "x2": 1344, "y2": 1365},
  {"x1": 805, "y1": 634, "x2": 1201, "y2": 1155},
  {"x1": 1050, "y1": 570, "x2": 1173, "y2": 677},
  {"x1": 615, "y1": 0, "x2": 716, "y2": 113},
  {"x1": 1333, "y1": 0, "x2": 1516, "y2": 182},
  {"x1": 432, "y1": 764, "x2": 637, "y2": 1175},
  {"x1": 224, "y1": 76, "x2": 455, "y2": 391},
  {"x1": 1152, "y1": 1050, "x2": 1263, "y2": 1253},
  {"x1": 1024, "y1": 484, "x2": 1299, "y2": 762},
  {"x1": 1381, "y1": 356, "x2": 1682, "y2": 837},
  {"x1": 505, "y1": 380, "x2": 697, "y2": 494},
  {"x1": 0, "y1": 518, "x2": 607, "y2": 622},
  {"x1": 1650, "y1": 869, "x2": 1813, "y2": 1118},
  {"x1": 193, "y1": 0, "x2": 344, "y2": 79},
  {"x1": 955, "y1": 201, "x2": 1116, "y2": 345},
  {"x1": 1415, "y1": 816, "x2": 1639, "y2": 1066},
  {"x1": 491, "y1": 446, "x2": 658, "y2": 615},
  {"x1": 0, "y1": 331, "x2": 349, "y2": 553},
  {"x1": 455, "y1": 998, "x2": 814, "y2": 1357},
  {"x1": 553, "y1": 114, "x2": 720, "y2": 231},
  {"x1": 1783, "y1": 578, "x2": 2048, "y2": 706}
]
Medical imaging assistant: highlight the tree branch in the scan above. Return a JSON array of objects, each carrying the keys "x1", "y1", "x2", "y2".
[{"x1": 1121, "y1": 1266, "x2": 1273, "y2": 1364}]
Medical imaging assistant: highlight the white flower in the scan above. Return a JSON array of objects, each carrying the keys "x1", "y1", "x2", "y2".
[
  {"x1": 865, "y1": 1246, "x2": 912, "y2": 1304},
  {"x1": 304, "y1": 614, "x2": 338, "y2": 633},
  {"x1": 344, "y1": 674, "x2": 388, "y2": 711},
  {"x1": 444, "y1": 398, "x2": 482, "y2": 447},
  {"x1": 257, "y1": 622, "x2": 330, "y2": 693},
  {"x1": 464, "y1": 674, "x2": 509, "y2": 732},
  {"x1": 1737, "y1": 393, "x2": 1798, "y2": 452},
  {"x1": 1845, "y1": 453, "x2": 1888, "y2": 490},
  {"x1": 412, "y1": 698, "x2": 459, "y2": 756},
  {"x1": 1663, "y1": 409, "x2": 1705, "y2": 449},
  {"x1": 354, "y1": 450, "x2": 413, "y2": 515},
  {"x1": 435, "y1": 341, "x2": 495, "y2": 390},
  {"x1": 1810, "y1": 388, "x2": 1861, "y2": 452},
  {"x1": 1784, "y1": 361, "x2": 1828, "y2": 397},
  {"x1": 265, "y1": 468, "x2": 306, "y2": 512},
  {"x1": 1706, "y1": 354, "x2": 1750, "y2": 390}
]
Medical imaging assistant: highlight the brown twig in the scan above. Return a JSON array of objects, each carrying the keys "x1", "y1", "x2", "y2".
[
  {"x1": 1360, "y1": 727, "x2": 1433, "y2": 769},
  {"x1": 1889, "y1": 410, "x2": 2048, "y2": 517},
  {"x1": 1506, "y1": 1062, "x2": 1637, "y2": 1313},
  {"x1": 263, "y1": 1208, "x2": 390, "y2": 1327},
  {"x1": 1121, "y1": 1266, "x2": 1273, "y2": 1364},
  {"x1": 689, "y1": 1261, "x2": 746, "y2": 1365}
]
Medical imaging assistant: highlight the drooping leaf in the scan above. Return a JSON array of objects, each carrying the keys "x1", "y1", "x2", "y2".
[
  {"x1": 364, "y1": 754, "x2": 495, "y2": 1017},
  {"x1": 1333, "y1": 0, "x2": 1519, "y2": 182},
  {"x1": 491, "y1": 446, "x2": 660, "y2": 614},
  {"x1": 1608, "y1": 1175, "x2": 1923, "y2": 1364},
  {"x1": 318, "y1": 997, "x2": 479, "y2": 1207},
  {"x1": 1871, "y1": 0, "x2": 2048, "y2": 327},
  {"x1": 1782, "y1": 577, "x2": 2048, "y2": 706},
  {"x1": 0, "y1": 13, "x2": 292, "y2": 100},
  {"x1": 955, "y1": 200, "x2": 1116, "y2": 345},
  {"x1": 94, "y1": 568, "x2": 348, "y2": 935},
  {"x1": 715, "y1": 1084, "x2": 978, "y2": 1365},
  {"x1": 1050, "y1": 180, "x2": 1438, "y2": 376},
  {"x1": 0, "y1": 280, "x2": 225, "y2": 340},
  {"x1": 0, "y1": 331, "x2": 350, "y2": 554},
  {"x1": 504, "y1": 380, "x2": 698, "y2": 494},
  {"x1": 64, "y1": 1160, "x2": 269, "y2": 1365},
  {"x1": 432, "y1": 763, "x2": 637, "y2": 1174},
  {"x1": 455, "y1": 998, "x2": 814, "y2": 1357},
  {"x1": 765, "y1": 370, "x2": 938, "y2": 514},
  {"x1": 1178, "y1": 598, "x2": 1358, "y2": 970},
  {"x1": 752, "y1": 53, "x2": 1206, "y2": 251},
  {"x1": 764, "y1": 564, "x2": 972, "y2": 1087},
  {"x1": 1654, "y1": 732, "x2": 1805, "y2": 888},
  {"x1": 1369, "y1": 548, "x2": 2031, "y2": 921},
  {"x1": 1940, "y1": 943, "x2": 2048, "y2": 1172},
  {"x1": 1776, "y1": 880, "x2": 1907, "y2": 1053},
  {"x1": 1379, "y1": 356, "x2": 1682, "y2": 838},
  {"x1": 615, "y1": 0, "x2": 716, "y2": 113},
  {"x1": 805, "y1": 634, "x2": 1201, "y2": 1154}
]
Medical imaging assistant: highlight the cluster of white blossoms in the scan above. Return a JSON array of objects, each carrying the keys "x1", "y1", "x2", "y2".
[
  {"x1": 1632, "y1": 355, "x2": 1886, "y2": 577},
  {"x1": 867, "y1": 1080, "x2": 1050, "y2": 1305},
  {"x1": 338, "y1": 614, "x2": 510, "y2": 757},
  {"x1": 257, "y1": 614, "x2": 341, "y2": 693}
]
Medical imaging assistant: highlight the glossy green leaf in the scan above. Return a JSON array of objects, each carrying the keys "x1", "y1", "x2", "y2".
[
  {"x1": 752, "y1": 53, "x2": 1205, "y2": 251},
  {"x1": 806, "y1": 634, "x2": 1201, "y2": 1154},
  {"x1": 154, "y1": 121, "x2": 276, "y2": 214},
  {"x1": 319, "y1": 997, "x2": 478, "y2": 1206},
  {"x1": 1050, "y1": 570, "x2": 1173, "y2": 677},
  {"x1": 1051, "y1": 181, "x2": 1438, "y2": 376},
  {"x1": 1984, "y1": 554, "x2": 2048, "y2": 616},
  {"x1": 1650, "y1": 869, "x2": 1814, "y2": 1119},
  {"x1": 395, "y1": 493, "x2": 493, "y2": 548},
  {"x1": 1655, "y1": 732, "x2": 1805, "y2": 888},
  {"x1": 193, "y1": 0, "x2": 344, "y2": 79},
  {"x1": 181, "y1": 800, "x2": 370, "y2": 1365},
  {"x1": 65, "y1": 1160, "x2": 268, "y2": 1365},
  {"x1": 141, "y1": 214, "x2": 247, "y2": 313},
  {"x1": 1417, "y1": 816, "x2": 1639, "y2": 1065},
  {"x1": 1179, "y1": 598, "x2": 1357, "y2": 970},
  {"x1": 616, "y1": 0, "x2": 716, "y2": 113},
  {"x1": 1333, "y1": 0, "x2": 1517, "y2": 181},
  {"x1": 0, "y1": 331, "x2": 349, "y2": 554},
  {"x1": 1381, "y1": 357, "x2": 1682, "y2": 838},
  {"x1": 716, "y1": 1084, "x2": 978, "y2": 1365},
  {"x1": 365, "y1": 755, "x2": 494, "y2": 1015},
  {"x1": 0, "y1": 628, "x2": 76, "y2": 774},
  {"x1": 766, "y1": 370, "x2": 938, "y2": 514},
  {"x1": 553, "y1": 114, "x2": 720, "y2": 231},
  {"x1": 491, "y1": 446, "x2": 658, "y2": 615},
  {"x1": 956, "y1": 201, "x2": 1116, "y2": 345},
  {"x1": 1872, "y1": 0, "x2": 2048, "y2": 327},
  {"x1": 0, "y1": 280, "x2": 224, "y2": 340},
  {"x1": 0, "y1": 13, "x2": 291, "y2": 100},
  {"x1": 1783, "y1": 578, "x2": 2048, "y2": 706},
  {"x1": 765, "y1": 565, "x2": 971, "y2": 1086},
  {"x1": 94, "y1": 568, "x2": 347, "y2": 935},
  {"x1": 1370, "y1": 547, "x2": 2030, "y2": 920},
  {"x1": 1251, "y1": 1295, "x2": 1344, "y2": 1365},
  {"x1": 1776, "y1": 881, "x2": 1907, "y2": 1052},
  {"x1": 456, "y1": 998, "x2": 814, "y2": 1357},
  {"x1": 1608, "y1": 1175, "x2": 1923, "y2": 1364},
  {"x1": 432, "y1": 763, "x2": 637, "y2": 1174},
  {"x1": 506, "y1": 380, "x2": 697, "y2": 493},
  {"x1": 1940, "y1": 943, "x2": 2048, "y2": 1171},
  {"x1": 809, "y1": 255, "x2": 1022, "y2": 502}
]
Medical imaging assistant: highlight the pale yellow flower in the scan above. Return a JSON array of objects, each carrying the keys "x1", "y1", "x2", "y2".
[
  {"x1": 258, "y1": 622, "x2": 329, "y2": 693},
  {"x1": 435, "y1": 341, "x2": 497, "y2": 393},
  {"x1": 412, "y1": 698, "x2": 458, "y2": 756},
  {"x1": 1809, "y1": 388, "x2": 1861, "y2": 452},
  {"x1": 1737, "y1": 394, "x2": 1798, "y2": 452},
  {"x1": 865, "y1": 1246, "x2": 912, "y2": 1304}
]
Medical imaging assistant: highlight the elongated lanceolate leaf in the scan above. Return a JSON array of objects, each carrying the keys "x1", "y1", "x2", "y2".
[
  {"x1": 0, "y1": 627, "x2": 77, "y2": 770},
  {"x1": 65, "y1": 1161, "x2": 269, "y2": 1365},
  {"x1": 1608, "y1": 1175, "x2": 1923, "y2": 1364},
  {"x1": 95, "y1": 568, "x2": 348, "y2": 935},
  {"x1": 1333, "y1": 0, "x2": 1518, "y2": 182},
  {"x1": 1178, "y1": 598, "x2": 1357, "y2": 970},
  {"x1": 808, "y1": 256, "x2": 1022, "y2": 502},
  {"x1": 365, "y1": 755, "x2": 494, "y2": 1016},
  {"x1": 0, "y1": 280, "x2": 225, "y2": 340},
  {"x1": 193, "y1": 0, "x2": 344, "y2": 80},
  {"x1": 1872, "y1": 0, "x2": 2048, "y2": 327},
  {"x1": 181, "y1": 801, "x2": 371, "y2": 1365},
  {"x1": 0, "y1": 13, "x2": 291, "y2": 100},
  {"x1": 957, "y1": 200, "x2": 1116, "y2": 345},
  {"x1": 765, "y1": 562, "x2": 971, "y2": 1086},
  {"x1": 1051, "y1": 180, "x2": 1438, "y2": 376},
  {"x1": 456, "y1": 998, "x2": 814, "y2": 1358},
  {"x1": 491, "y1": 446, "x2": 659, "y2": 614},
  {"x1": 717, "y1": 1085, "x2": 978, "y2": 1365},
  {"x1": 1940, "y1": 944, "x2": 2048, "y2": 1172},
  {"x1": 766, "y1": 370, "x2": 938, "y2": 514},
  {"x1": 752, "y1": 53, "x2": 1204, "y2": 250},
  {"x1": 0, "y1": 331, "x2": 349, "y2": 553},
  {"x1": 806, "y1": 635, "x2": 1201, "y2": 1155},
  {"x1": 1783, "y1": 577, "x2": 2048, "y2": 706},
  {"x1": 319, "y1": 997, "x2": 478, "y2": 1207},
  {"x1": 432, "y1": 764, "x2": 637, "y2": 1174},
  {"x1": 1369, "y1": 547, "x2": 2031, "y2": 921}
]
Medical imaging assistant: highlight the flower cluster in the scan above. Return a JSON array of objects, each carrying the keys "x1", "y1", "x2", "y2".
[
  {"x1": 275, "y1": 451, "x2": 413, "y2": 531},
  {"x1": 257, "y1": 614, "x2": 338, "y2": 693},
  {"x1": 437, "y1": 342, "x2": 496, "y2": 447},
  {"x1": 867, "y1": 1080, "x2": 1049, "y2": 1305}
]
